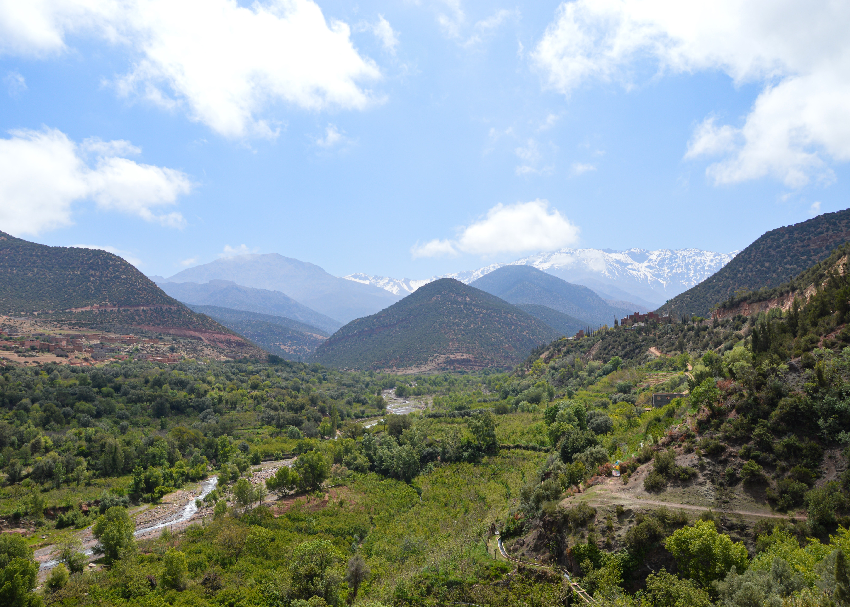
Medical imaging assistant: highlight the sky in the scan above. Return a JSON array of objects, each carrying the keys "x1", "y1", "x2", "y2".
[{"x1": 0, "y1": 0, "x2": 849, "y2": 280}]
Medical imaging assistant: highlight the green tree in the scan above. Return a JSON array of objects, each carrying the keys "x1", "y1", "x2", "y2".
[
  {"x1": 665, "y1": 519, "x2": 748, "y2": 588},
  {"x1": 266, "y1": 466, "x2": 300, "y2": 496},
  {"x1": 294, "y1": 450, "x2": 330, "y2": 492},
  {"x1": 640, "y1": 568, "x2": 712, "y2": 607},
  {"x1": 161, "y1": 548, "x2": 188, "y2": 591},
  {"x1": 289, "y1": 539, "x2": 342, "y2": 604},
  {"x1": 58, "y1": 536, "x2": 86, "y2": 574},
  {"x1": 92, "y1": 506, "x2": 134, "y2": 563},
  {"x1": 0, "y1": 534, "x2": 41, "y2": 607},
  {"x1": 467, "y1": 412, "x2": 498, "y2": 454}
]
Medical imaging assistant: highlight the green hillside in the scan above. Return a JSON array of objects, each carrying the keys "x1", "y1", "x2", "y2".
[
  {"x1": 312, "y1": 278, "x2": 559, "y2": 371},
  {"x1": 658, "y1": 208, "x2": 850, "y2": 317},
  {"x1": 515, "y1": 303, "x2": 585, "y2": 337},
  {"x1": 0, "y1": 231, "x2": 174, "y2": 312},
  {"x1": 471, "y1": 265, "x2": 632, "y2": 326},
  {"x1": 188, "y1": 304, "x2": 328, "y2": 360},
  {"x1": 0, "y1": 231, "x2": 257, "y2": 356}
]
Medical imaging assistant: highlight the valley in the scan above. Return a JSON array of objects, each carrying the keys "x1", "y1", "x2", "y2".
[{"x1": 2, "y1": 210, "x2": 850, "y2": 607}]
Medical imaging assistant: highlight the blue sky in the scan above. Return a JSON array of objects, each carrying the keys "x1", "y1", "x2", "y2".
[{"x1": 1, "y1": 0, "x2": 848, "y2": 280}]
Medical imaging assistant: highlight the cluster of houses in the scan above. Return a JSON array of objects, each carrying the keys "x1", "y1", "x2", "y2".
[
  {"x1": 0, "y1": 328, "x2": 181, "y2": 366},
  {"x1": 619, "y1": 311, "x2": 672, "y2": 327}
]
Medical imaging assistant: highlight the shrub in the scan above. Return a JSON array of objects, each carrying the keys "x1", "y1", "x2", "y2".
[
  {"x1": 644, "y1": 470, "x2": 666, "y2": 492},
  {"x1": 161, "y1": 549, "x2": 188, "y2": 591},
  {"x1": 46, "y1": 563, "x2": 69, "y2": 592},
  {"x1": 92, "y1": 506, "x2": 134, "y2": 563},
  {"x1": 741, "y1": 460, "x2": 765, "y2": 485}
]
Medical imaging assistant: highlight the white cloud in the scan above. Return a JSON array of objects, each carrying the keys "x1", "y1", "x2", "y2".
[
  {"x1": 179, "y1": 256, "x2": 198, "y2": 267},
  {"x1": 315, "y1": 124, "x2": 348, "y2": 148},
  {"x1": 463, "y1": 9, "x2": 519, "y2": 47},
  {"x1": 370, "y1": 15, "x2": 398, "y2": 54},
  {"x1": 532, "y1": 0, "x2": 850, "y2": 188},
  {"x1": 809, "y1": 201, "x2": 822, "y2": 216},
  {"x1": 436, "y1": 0, "x2": 465, "y2": 38},
  {"x1": 220, "y1": 244, "x2": 257, "y2": 257},
  {"x1": 72, "y1": 244, "x2": 143, "y2": 267},
  {"x1": 570, "y1": 162, "x2": 596, "y2": 176},
  {"x1": 4, "y1": 70, "x2": 26, "y2": 95},
  {"x1": 0, "y1": 127, "x2": 192, "y2": 236},
  {"x1": 538, "y1": 113, "x2": 561, "y2": 132},
  {"x1": 412, "y1": 200, "x2": 580, "y2": 258},
  {"x1": 0, "y1": 0, "x2": 382, "y2": 138},
  {"x1": 411, "y1": 238, "x2": 457, "y2": 259}
]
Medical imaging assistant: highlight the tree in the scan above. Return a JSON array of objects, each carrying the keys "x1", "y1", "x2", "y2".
[
  {"x1": 58, "y1": 536, "x2": 86, "y2": 574},
  {"x1": 92, "y1": 506, "x2": 135, "y2": 563},
  {"x1": 294, "y1": 450, "x2": 330, "y2": 492},
  {"x1": 467, "y1": 412, "x2": 498, "y2": 455},
  {"x1": 641, "y1": 568, "x2": 712, "y2": 607},
  {"x1": 346, "y1": 554, "x2": 370, "y2": 605},
  {"x1": 161, "y1": 548, "x2": 188, "y2": 591},
  {"x1": 0, "y1": 534, "x2": 41, "y2": 607},
  {"x1": 837, "y1": 549, "x2": 850, "y2": 607},
  {"x1": 289, "y1": 539, "x2": 342, "y2": 604},
  {"x1": 665, "y1": 520, "x2": 748, "y2": 588},
  {"x1": 267, "y1": 466, "x2": 301, "y2": 496}
]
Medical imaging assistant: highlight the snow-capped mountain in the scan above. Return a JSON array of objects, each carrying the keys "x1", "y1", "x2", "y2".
[{"x1": 345, "y1": 248, "x2": 737, "y2": 309}]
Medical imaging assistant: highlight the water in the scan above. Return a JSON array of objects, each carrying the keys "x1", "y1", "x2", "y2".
[{"x1": 39, "y1": 476, "x2": 218, "y2": 571}]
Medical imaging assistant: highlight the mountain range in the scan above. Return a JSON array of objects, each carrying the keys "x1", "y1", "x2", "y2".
[
  {"x1": 345, "y1": 247, "x2": 737, "y2": 309},
  {"x1": 165, "y1": 253, "x2": 399, "y2": 323},
  {"x1": 155, "y1": 279, "x2": 341, "y2": 334},
  {"x1": 311, "y1": 278, "x2": 559, "y2": 372}
]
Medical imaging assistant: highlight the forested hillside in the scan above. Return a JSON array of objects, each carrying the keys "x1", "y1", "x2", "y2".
[
  {"x1": 658, "y1": 208, "x2": 850, "y2": 317},
  {"x1": 312, "y1": 278, "x2": 559, "y2": 371}
]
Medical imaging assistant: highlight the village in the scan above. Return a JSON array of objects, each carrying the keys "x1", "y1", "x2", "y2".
[{"x1": 0, "y1": 316, "x2": 185, "y2": 367}]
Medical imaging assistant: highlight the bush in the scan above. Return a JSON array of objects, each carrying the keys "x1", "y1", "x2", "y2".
[
  {"x1": 741, "y1": 460, "x2": 765, "y2": 484},
  {"x1": 161, "y1": 549, "x2": 188, "y2": 590},
  {"x1": 644, "y1": 470, "x2": 666, "y2": 492},
  {"x1": 46, "y1": 564, "x2": 69, "y2": 592}
]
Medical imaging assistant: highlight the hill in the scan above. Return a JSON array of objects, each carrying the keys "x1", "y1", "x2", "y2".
[
  {"x1": 514, "y1": 303, "x2": 585, "y2": 337},
  {"x1": 658, "y1": 208, "x2": 850, "y2": 317},
  {"x1": 187, "y1": 304, "x2": 328, "y2": 360},
  {"x1": 311, "y1": 278, "x2": 559, "y2": 372},
  {"x1": 158, "y1": 279, "x2": 341, "y2": 334},
  {"x1": 0, "y1": 231, "x2": 260, "y2": 358},
  {"x1": 167, "y1": 253, "x2": 399, "y2": 323},
  {"x1": 470, "y1": 265, "x2": 632, "y2": 327}
]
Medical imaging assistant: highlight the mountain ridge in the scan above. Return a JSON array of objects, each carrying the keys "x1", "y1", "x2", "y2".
[{"x1": 312, "y1": 278, "x2": 559, "y2": 372}]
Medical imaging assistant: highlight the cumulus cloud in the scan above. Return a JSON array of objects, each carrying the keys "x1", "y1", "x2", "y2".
[
  {"x1": 220, "y1": 244, "x2": 258, "y2": 257},
  {"x1": 532, "y1": 0, "x2": 850, "y2": 187},
  {"x1": 412, "y1": 200, "x2": 580, "y2": 258},
  {"x1": 0, "y1": 127, "x2": 192, "y2": 236},
  {"x1": 809, "y1": 201, "x2": 822, "y2": 216},
  {"x1": 72, "y1": 244, "x2": 143, "y2": 267},
  {"x1": 0, "y1": 0, "x2": 382, "y2": 138}
]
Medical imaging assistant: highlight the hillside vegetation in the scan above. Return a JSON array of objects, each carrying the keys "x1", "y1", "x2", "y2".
[
  {"x1": 312, "y1": 278, "x2": 559, "y2": 372},
  {"x1": 0, "y1": 232, "x2": 174, "y2": 312},
  {"x1": 0, "y1": 232, "x2": 257, "y2": 358},
  {"x1": 658, "y1": 208, "x2": 850, "y2": 317},
  {"x1": 515, "y1": 303, "x2": 585, "y2": 337},
  {"x1": 472, "y1": 265, "x2": 634, "y2": 327}
]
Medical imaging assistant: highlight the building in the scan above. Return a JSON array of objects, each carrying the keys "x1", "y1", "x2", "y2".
[
  {"x1": 652, "y1": 392, "x2": 687, "y2": 407},
  {"x1": 620, "y1": 311, "x2": 672, "y2": 326}
]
